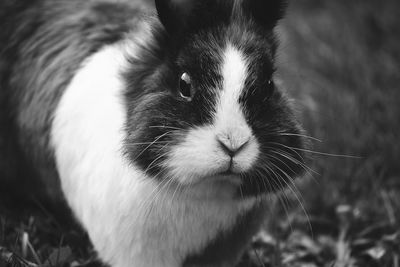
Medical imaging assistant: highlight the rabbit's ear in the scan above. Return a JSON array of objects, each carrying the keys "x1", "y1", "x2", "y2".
[
  {"x1": 155, "y1": 0, "x2": 196, "y2": 34},
  {"x1": 155, "y1": 0, "x2": 234, "y2": 35},
  {"x1": 242, "y1": 0, "x2": 287, "y2": 29}
]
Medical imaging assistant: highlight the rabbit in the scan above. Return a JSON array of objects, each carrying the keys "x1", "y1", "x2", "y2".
[{"x1": 0, "y1": 0, "x2": 307, "y2": 266}]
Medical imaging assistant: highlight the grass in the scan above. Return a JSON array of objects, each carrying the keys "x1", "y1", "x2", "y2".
[{"x1": 1, "y1": 0, "x2": 400, "y2": 266}]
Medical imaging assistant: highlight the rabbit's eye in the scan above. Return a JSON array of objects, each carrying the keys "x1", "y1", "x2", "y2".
[
  {"x1": 267, "y1": 79, "x2": 274, "y2": 91},
  {"x1": 267, "y1": 79, "x2": 274, "y2": 90},
  {"x1": 264, "y1": 79, "x2": 275, "y2": 100},
  {"x1": 179, "y1": 73, "x2": 193, "y2": 101}
]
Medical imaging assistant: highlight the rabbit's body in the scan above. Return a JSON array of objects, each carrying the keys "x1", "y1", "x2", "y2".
[
  {"x1": 0, "y1": 0, "x2": 146, "y2": 200},
  {"x1": 1, "y1": 0, "x2": 306, "y2": 266},
  {"x1": 52, "y1": 42, "x2": 263, "y2": 267}
]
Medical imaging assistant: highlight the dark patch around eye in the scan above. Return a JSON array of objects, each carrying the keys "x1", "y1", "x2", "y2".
[
  {"x1": 124, "y1": 37, "x2": 223, "y2": 179},
  {"x1": 179, "y1": 73, "x2": 192, "y2": 100},
  {"x1": 179, "y1": 81, "x2": 191, "y2": 98}
]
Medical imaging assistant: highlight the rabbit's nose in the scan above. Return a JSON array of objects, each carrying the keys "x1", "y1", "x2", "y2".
[{"x1": 216, "y1": 131, "x2": 250, "y2": 157}]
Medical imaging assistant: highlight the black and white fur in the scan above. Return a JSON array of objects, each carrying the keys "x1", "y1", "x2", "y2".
[{"x1": 0, "y1": 0, "x2": 306, "y2": 266}]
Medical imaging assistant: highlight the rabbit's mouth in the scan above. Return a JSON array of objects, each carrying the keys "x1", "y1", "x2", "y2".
[{"x1": 160, "y1": 128, "x2": 307, "y2": 198}]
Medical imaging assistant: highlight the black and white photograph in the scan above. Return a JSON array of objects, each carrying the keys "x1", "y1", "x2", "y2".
[{"x1": 0, "y1": 0, "x2": 399, "y2": 266}]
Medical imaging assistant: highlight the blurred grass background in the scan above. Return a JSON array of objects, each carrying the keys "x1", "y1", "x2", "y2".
[
  {"x1": 1, "y1": 0, "x2": 400, "y2": 266},
  {"x1": 278, "y1": 0, "x2": 400, "y2": 224},
  {"x1": 257, "y1": 0, "x2": 400, "y2": 265}
]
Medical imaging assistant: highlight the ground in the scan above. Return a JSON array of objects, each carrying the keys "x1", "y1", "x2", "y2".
[{"x1": 1, "y1": 0, "x2": 399, "y2": 266}]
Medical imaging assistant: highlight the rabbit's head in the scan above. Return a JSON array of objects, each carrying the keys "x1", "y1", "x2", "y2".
[{"x1": 123, "y1": 0, "x2": 306, "y2": 198}]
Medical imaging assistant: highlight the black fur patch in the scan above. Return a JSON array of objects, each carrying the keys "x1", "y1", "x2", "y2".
[
  {"x1": 242, "y1": 0, "x2": 287, "y2": 29},
  {"x1": 123, "y1": 21, "x2": 226, "y2": 177}
]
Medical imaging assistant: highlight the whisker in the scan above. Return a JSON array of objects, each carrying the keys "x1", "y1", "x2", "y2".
[
  {"x1": 268, "y1": 162, "x2": 313, "y2": 237},
  {"x1": 266, "y1": 141, "x2": 307, "y2": 163},
  {"x1": 276, "y1": 132, "x2": 323, "y2": 143},
  {"x1": 267, "y1": 149, "x2": 321, "y2": 187},
  {"x1": 238, "y1": 184, "x2": 244, "y2": 201},
  {"x1": 126, "y1": 141, "x2": 170, "y2": 146},
  {"x1": 148, "y1": 125, "x2": 186, "y2": 131},
  {"x1": 260, "y1": 165, "x2": 294, "y2": 232},
  {"x1": 176, "y1": 120, "x2": 195, "y2": 129},
  {"x1": 162, "y1": 176, "x2": 182, "y2": 220},
  {"x1": 134, "y1": 130, "x2": 176, "y2": 160},
  {"x1": 140, "y1": 175, "x2": 170, "y2": 221},
  {"x1": 287, "y1": 146, "x2": 361, "y2": 159},
  {"x1": 170, "y1": 177, "x2": 183, "y2": 207},
  {"x1": 144, "y1": 145, "x2": 170, "y2": 173},
  {"x1": 267, "y1": 153, "x2": 301, "y2": 176},
  {"x1": 143, "y1": 175, "x2": 176, "y2": 224},
  {"x1": 267, "y1": 140, "x2": 361, "y2": 159},
  {"x1": 267, "y1": 146, "x2": 320, "y2": 176},
  {"x1": 255, "y1": 169, "x2": 271, "y2": 197}
]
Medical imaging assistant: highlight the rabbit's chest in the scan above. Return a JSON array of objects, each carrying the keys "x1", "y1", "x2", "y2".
[{"x1": 129, "y1": 190, "x2": 255, "y2": 267}]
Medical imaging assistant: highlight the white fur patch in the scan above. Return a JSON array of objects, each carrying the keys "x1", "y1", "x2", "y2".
[
  {"x1": 216, "y1": 44, "x2": 249, "y2": 133},
  {"x1": 166, "y1": 44, "x2": 259, "y2": 185},
  {"x1": 51, "y1": 42, "x2": 256, "y2": 267},
  {"x1": 216, "y1": 45, "x2": 260, "y2": 171}
]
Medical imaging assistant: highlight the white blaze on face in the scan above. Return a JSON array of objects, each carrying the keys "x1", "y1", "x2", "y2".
[
  {"x1": 167, "y1": 44, "x2": 260, "y2": 185},
  {"x1": 214, "y1": 44, "x2": 259, "y2": 173},
  {"x1": 215, "y1": 44, "x2": 252, "y2": 147}
]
